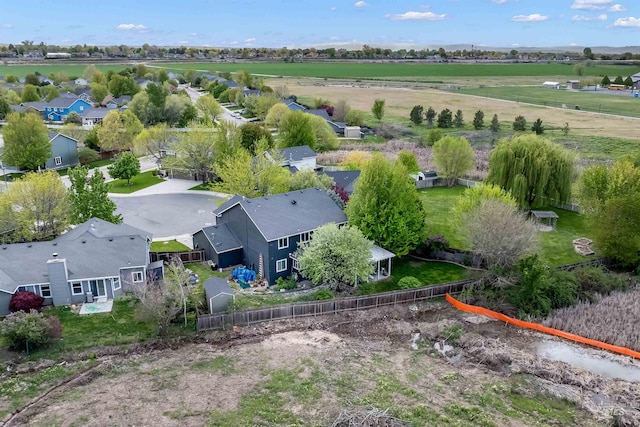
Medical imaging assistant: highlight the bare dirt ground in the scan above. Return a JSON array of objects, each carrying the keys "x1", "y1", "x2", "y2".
[
  {"x1": 271, "y1": 78, "x2": 640, "y2": 140},
  {"x1": 5, "y1": 302, "x2": 640, "y2": 427}
]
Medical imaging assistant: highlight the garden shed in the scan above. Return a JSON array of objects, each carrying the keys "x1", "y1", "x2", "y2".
[
  {"x1": 369, "y1": 245, "x2": 395, "y2": 281},
  {"x1": 531, "y1": 210, "x2": 559, "y2": 231},
  {"x1": 203, "y1": 277, "x2": 235, "y2": 314}
]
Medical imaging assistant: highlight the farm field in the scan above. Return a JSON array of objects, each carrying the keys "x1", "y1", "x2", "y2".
[
  {"x1": 461, "y1": 86, "x2": 640, "y2": 118},
  {"x1": 1, "y1": 62, "x2": 637, "y2": 81},
  {"x1": 278, "y1": 78, "x2": 640, "y2": 140}
]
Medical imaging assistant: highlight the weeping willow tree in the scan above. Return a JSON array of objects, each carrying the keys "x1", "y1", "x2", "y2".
[{"x1": 486, "y1": 135, "x2": 575, "y2": 209}]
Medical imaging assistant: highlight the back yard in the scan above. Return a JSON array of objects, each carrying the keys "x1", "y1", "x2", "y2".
[{"x1": 420, "y1": 186, "x2": 597, "y2": 267}]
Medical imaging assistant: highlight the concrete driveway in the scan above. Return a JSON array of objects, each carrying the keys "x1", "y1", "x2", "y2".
[{"x1": 113, "y1": 192, "x2": 225, "y2": 238}]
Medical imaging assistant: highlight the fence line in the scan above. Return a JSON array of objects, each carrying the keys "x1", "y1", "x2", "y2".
[
  {"x1": 150, "y1": 249, "x2": 205, "y2": 264},
  {"x1": 196, "y1": 279, "x2": 474, "y2": 332}
]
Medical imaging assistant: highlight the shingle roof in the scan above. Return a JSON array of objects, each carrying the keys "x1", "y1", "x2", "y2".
[
  {"x1": 214, "y1": 188, "x2": 347, "y2": 241},
  {"x1": 14, "y1": 101, "x2": 47, "y2": 111},
  {"x1": 198, "y1": 223, "x2": 242, "y2": 254},
  {"x1": 80, "y1": 107, "x2": 110, "y2": 119},
  {"x1": 307, "y1": 109, "x2": 331, "y2": 120},
  {"x1": 203, "y1": 277, "x2": 233, "y2": 298},
  {"x1": 0, "y1": 218, "x2": 151, "y2": 293},
  {"x1": 46, "y1": 97, "x2": 87, "y2": 108},
  {"x1": 279, "y1": 146, "x2": 316, "y2": 162},
  {"x1": 323, "y1": 170, "x2": 361, "y2": 194}
]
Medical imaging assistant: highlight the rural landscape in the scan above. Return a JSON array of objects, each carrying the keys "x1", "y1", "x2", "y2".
[{"x1": 2, "y1": 1, "x2": 640, "y2": 425}]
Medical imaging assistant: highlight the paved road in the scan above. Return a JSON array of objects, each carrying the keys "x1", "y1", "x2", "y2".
[{"x1": 113, "y1": 192, "x2": 225, "y2": 238}]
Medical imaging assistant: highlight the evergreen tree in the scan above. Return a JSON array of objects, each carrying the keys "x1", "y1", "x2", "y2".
[
  {"x1": 453, "y1": 109, "x2": 464, "y2": 128},
  {"x1": 489, "y1": 114, "x2": 500, "y2": 132},
  {"x1": 601, "y1": 75, "x2": 611, "y2": 87},
  {"x1": 513, "y1": 115, "x2": 527, "y2": 131},
  {"x1": 472, "y1": 110, "x2": 485, "y2": 130},
  {"x1": 410, "y1": 105, "x2": 424, "y2": 125},
  {"x1": 531, "y1": 118, "x2": 544, "y2": 135},
  {"x1": 436, "y1": 108, "x2": 453, "y2": 128},
  {"x1": 425, "y1": 107, "x2": 436, "y2": 127}
]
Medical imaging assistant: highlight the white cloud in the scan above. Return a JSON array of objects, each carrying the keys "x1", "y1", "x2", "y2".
[
  {"x1": 572, "y1": 14, "x2": 607, "y2": 21},
  {"x1": 354, "y1": 1, "x2": 367, "y2": 7},
  {"x1": 244, "y1": 37, "x2": 256, "y2": 43},
  {"x1": 571, "y1": 0, "x2": 612, "y2": 11},
  {"x1": 0, "y1": 23, "x2": 13, "y2": 29},
  {"x1": 609, "y1": 3, "x2": 627, "y2": 11},
  {"x1": 330, "y1": 36, "x2": 339, "y2": 40},
  {"x1": 330, "y1": 6, "x2": 337, "y2": 11},
  {"x1": 189, "y1": 32, "x2": 198, "y2": 37},
  {"x1": 511, "y1": 13, "x2": 548, "y2": 22},
  {"x1": 492, "y1": 0, "x2": 508, "y2": 3},
  {"x1": 613, "y1": 16, "x2": 640, "y2": 27},
  {"x1": 229, "y1": 40, "x2": 238, "y2": 45},
  {"x1": 387, "y1": 11, "x2": 446, "y2": 21},
  {"x1": 116, "y1": 23, "x2": 147, "y2": 30}
]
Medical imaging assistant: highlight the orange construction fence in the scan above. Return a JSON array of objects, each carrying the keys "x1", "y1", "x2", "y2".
[{"x1": 445, "y1": 294, "x2": 640, "y2": 360}]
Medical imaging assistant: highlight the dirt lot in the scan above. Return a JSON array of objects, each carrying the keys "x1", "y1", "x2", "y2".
[
  {"x1": 271, "y1": 78, "x2": 640, "y2": 140},
  {"x1": 4, "y1": 302, "x2": 640, "y2": 427}
]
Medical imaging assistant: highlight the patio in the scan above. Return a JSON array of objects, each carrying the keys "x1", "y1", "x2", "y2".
[{"x1": 79, "y1": 297, "x2": 114, "y2": 315}]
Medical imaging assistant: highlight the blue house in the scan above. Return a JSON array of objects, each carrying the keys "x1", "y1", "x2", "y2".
[
  {"x1": 192, "y1": 188, "x2": 347, "y2": 286},
  {"x1": 43, "y1": 97, "x2": 92, "y2": 122},
  {"x1": 46, "y1": 132, "x2": 79, "y2": 170},
  {"x1": 0, "y1": 218, "x2": 154, "y2": 316}
]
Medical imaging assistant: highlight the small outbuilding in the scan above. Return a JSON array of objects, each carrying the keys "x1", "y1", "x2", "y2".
[
  {"x1": 567, "y1": 80, "x2": 581, "y2": 90},
  {"x1": 203, "y1": 277, "x2": 235, "y2": 314},
  {"x1": 369, "y1": 245, "x2": 395, "y2": 281},
  {"x1": 542, "y1": 81, "x2": 561, "y2": 89},
  {"x1": 531, "y1": 210, "x2": 559, "y2": 231}
]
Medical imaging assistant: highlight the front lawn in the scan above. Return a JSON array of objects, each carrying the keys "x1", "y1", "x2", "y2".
[
  {"x1": 189, "y1": 182, "x2": 215, "y2": 191},
  {"x1": 107, "y1": 170, "x2": 164, "y2": 194},
  {"x1": 419, "y1": 186, "x2": 468, "y2": 249},
  {"x1": 151, "y1": 240, "x2": 190, "y2": 252}
]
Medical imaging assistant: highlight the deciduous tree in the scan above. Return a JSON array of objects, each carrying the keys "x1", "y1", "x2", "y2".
[
  {"x1": 432, "y1": 136, "x2": 475, "y2": 187},
  {"x1": 296, "y1": 223, "x2": 373, "y2": 289},
  {"x1": 396, "y1": 151, "x2": 420, "y2": 174},
  {"x1": 289, "y1": 168, "x2": 334, "y2": 191},
  {"x1": 134, "y1": 123, "x2": 175, "y2": 160},
  {"x1": 68, "y1": 165, "x2": 121, "y2": 224},
  {"x1": 90, "y1": 83, "x2": 109, "y2": 104},
  {"x1": 346, "y1": 154, "x2": 425, "y2": 256},
  {"x1": 308, "y1": 114, "x2": 339, "y2": 152},
  {"x1": 107, "y1": 152, "x2": 140, "y2": 185},
  {"x1": 1, "y1": 112, "x2": 51, "y2": 171},
  {"x1": 333, "y1": 99, "x2": 351, "y2": 122},
  {"x1": 264, "y1": 103, "x2": 291, "y2": 129},
  {"x1": 371, "y1": 99, "x2": 385, "y2": 121},
  {"x1": 577, "y1": 160, "x2": 640, "y2": 266},
  {"x1": 21, "y1": 84, "x2": 40, "y2": 102},
  {"x1": 5, "y1": 171, "x2": 69, "y2": 240},
  {"x1": 278, "y1": 110, "x2": 316, "y2": 150},
  {"x1": 98, "y1": 110, "x2": 143, "y2": 152},
  {"x1": 171, "y1": 126, "x2": 218, "y2": 184},
  {"x1": 195, "y1": 94, "x2": 222, "y2": 123},
  {"x1": 486, "y1": 135, "x2": 575, "y2": 209},
  {"x1": 240, "y1": 123, "x2": 274, "y2": 154}
]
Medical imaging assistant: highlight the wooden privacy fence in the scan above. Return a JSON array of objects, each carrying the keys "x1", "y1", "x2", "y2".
[
  {"x1": 151, "y1": 249, "x2": 205, "y2": 264},
  {"x1": 196, "y1": 279, "x2": 474, "y2": 332}
]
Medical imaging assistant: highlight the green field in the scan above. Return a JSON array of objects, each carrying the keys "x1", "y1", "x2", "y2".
[
  {"x1": 0, "y1": 62, "x2": 637, "y2": 81},
  {"x1": 461, "y1": 86, "x2": 640, "y2": 118}
]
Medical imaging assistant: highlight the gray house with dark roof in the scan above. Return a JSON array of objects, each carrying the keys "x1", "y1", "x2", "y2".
[
  {"x1": 0, "y1": 218, "x2": 153, "y2": 316},
  {"x1": 276, "y1": 145, "x2": 318, "y2": 172},
  {"x1": 322, "y1": 170, "x2": 361, "y2": 194},
  {"x1": 192, "y1": 188, "x2": 347, "y2": 286},
  {"x1": 46, "y1": 132, "x2": 79, "y2": 170}
]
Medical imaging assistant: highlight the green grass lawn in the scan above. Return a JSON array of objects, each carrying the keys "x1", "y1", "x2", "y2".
[
  {"x1": 420, "y1": 186, "x2": 468, "y2": 249},
  {"x1": 151, "y1": 240, "x2": 191, "y2": 252},
  {"x1": 366, "y1": 259, "x2": 470, "y2": 294},
  {"x1": 189, "y1": 182, "x2": 215, "y2": 191},
  {"x1": 87, "y1": 158, "x2": 115, "y2": 168},
  {"x1": 460, "y1": 86, "x2": 640, "y2": 118},
  {"x1": 107, "y1": 170, "x2": 163, "y2": 194},
  {"x1": 35, "y1": 298, "x2": 155, "y2": 357},
  {"x1": 185, "y1": 262, "x2": 229, "y2": 282}
]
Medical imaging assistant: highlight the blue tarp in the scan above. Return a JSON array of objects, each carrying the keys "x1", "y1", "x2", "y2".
[{"x1": 231, "y1": 267, "x2": 256, "y2": 283}]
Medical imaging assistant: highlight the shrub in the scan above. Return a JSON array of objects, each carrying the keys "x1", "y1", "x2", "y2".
[
  {"x1": 425, "y1": 235, "x2": 450, "y2": 253},
  {"x1": 47, "y1": 316, "x2": 63, "y2": 340},
  {"x1": 9, "y1": 291, "x2": 44, "y2": 312},
  {"x1": 0, "y1": 310, "x2": 52, "y2": 351},
  {"x1": 546, "y1": 270, "x2": 579, "y2": 309},
  {"x1": 312, "y1": 289, "x2": 334, "y2": 300},
  {"x1": 573, "y1": 266, "x2": 629, "y2": 302},
  {"x1": 425, "y1": 129, "x2": 443, "y2": 146},
  {"x1": 397, "y1": 276, "x2": 422, "y2": 289},
  {"x1": 276, "y1": 276, "x2": 297, "y2": 290}
]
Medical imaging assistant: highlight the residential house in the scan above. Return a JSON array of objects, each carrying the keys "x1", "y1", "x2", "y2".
[
  {"x1": 43, "y1": 97, "x2": 92, "y2": 122},
  {"x1": 0, "y1": 218, "x2": 154, "y2": 316},
  {"x1": 284, "y1": 100, "x2": 361, "y2": 138},
  {"x1": 11, "y1": 101, "x2": 48, "y2": 119},
  {"x1": 322, "y1": 170, "x2": 361, "y2": 194},
  {"x1": 274, "y1": 145, "x2": 318, "y2": 172},
  {"x1": 192, "y1": 188, "x2": 348, "y2": 286},
  {"x1": 74, "y1": 77, "x2": 89, "y2": 86},
  {"x1": 46, "y1": 132, "x2": 79, "y2": 170},
  {"x1": 80, "y1": 108, "x2": 110, "y2": 128},
  {"x1": 101, "y1": 94, "x2": 132, "y2": 109}
]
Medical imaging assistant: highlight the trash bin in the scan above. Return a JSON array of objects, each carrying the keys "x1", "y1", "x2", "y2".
[{"x1": 86, "y1": 292, "x2": 94, "y2": 303}]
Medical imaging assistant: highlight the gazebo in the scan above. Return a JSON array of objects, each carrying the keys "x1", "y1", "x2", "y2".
[
  {"x1": 531, "y1": 210, "x2": 559, "y2": 231},
  {"x1": 369, "y1": 245, "x2": 395, "y2": 281}
]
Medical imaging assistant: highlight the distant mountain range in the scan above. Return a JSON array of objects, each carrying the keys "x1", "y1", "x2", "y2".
[{"x1": 308, "y1": 42, "x2": 640, "y2": 55}]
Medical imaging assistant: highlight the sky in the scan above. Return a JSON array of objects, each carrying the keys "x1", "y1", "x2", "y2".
[{"x1": 0, "y1": 0, "x2": 639, "y2": 48}]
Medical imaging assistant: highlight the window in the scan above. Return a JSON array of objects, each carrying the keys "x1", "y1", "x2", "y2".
[
  {"x1": 292, "y1": 258, "x2": 299, "y2": 271},
  {"x1": 299, "y1": 232, "x2": 311, "y2": 243},
  {"x1": 40, "y1": 285, "x2": 51, "y2": 298},
  {"x1": 278, "y1": 237, "x2": 289, "y2": 249},
  {"x1": 276, "y1": 259, "x2": 287, "y2": 273},
  {"x1": 17, "y1": 285, "x2": 37, "y2": 294},
  {"x1": 132, "y1": 271, "x2": 144, "y2": 283},
  {"x1": 113, "y1": 277, "x2": 121, "y2": 290},
  {"x1": 71, "y1": 281, "x2": 83, "y2": 295},
  {"x1": 54, "y1": 156, "x2": 62, "y2": 166},
  {"x1": 79, "y1": 106, "x2": 84, "y2": 111}
]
